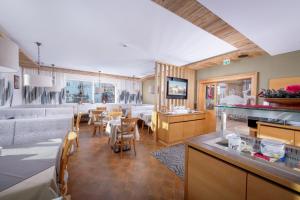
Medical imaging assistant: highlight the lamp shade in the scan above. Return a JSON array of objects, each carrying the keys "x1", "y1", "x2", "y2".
[
  {"x1": 0, "y1": 36, "x2": 19, "y2": 72},
  {"x1": 23, "y1": 74, "x2": 53, "y2": 87},
  {"x1": 49, "y1": 73, "x2": 64, "y2": 92}
]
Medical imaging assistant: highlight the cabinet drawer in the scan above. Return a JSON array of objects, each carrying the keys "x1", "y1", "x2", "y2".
[
  {"x1": 168, "y1": 116, "x2": 185, "y2": 123},
  {"x1": 184, "y1": 114, "x2": 205, "y2": 121},
  {"x1": 259, "y1": 125, "x2": 294, "y2": 144}
]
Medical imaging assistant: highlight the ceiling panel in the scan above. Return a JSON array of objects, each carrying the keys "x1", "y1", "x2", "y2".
[
  {"x1": 198, "y1": 0, "x2": 300, "y2": 56},
  {"x1": 0, "y1": 0, "x2": 236, "y2": 77}
]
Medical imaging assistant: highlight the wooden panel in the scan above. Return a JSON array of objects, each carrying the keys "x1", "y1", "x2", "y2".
[
  {"x1": 153, "y1": 0, "x2": 267, "y2": 70},
  {"x1": 295, "y1": 131, "x2": 300, "y2": 147},
  {"x1": 168, "y1": 123, "x2": 183, "y2": 142},
  {"x1": 194, "y1": 119, "x2": 205, "y2": 135},
  {"x1": 269, "y1": 76, "x2": 300, "y2": 90},
  {"x1": 258, "y1": 125, "x2": 294, "y2": 145},
  {"x1": 183, "y1": 121, "x2": 195, "y2": 138},
  {"x1": 186, "y1": 148, "x2": 247, "y2": 200},
  {"x1": 168, "y1": 115, "x2": 186, "y2": 123},
  {"x1": 247, "y1": 174, "x2": 300, "y2": 200},
  {"x1": 155, "y1": 62, "x2": 196, "y2": 111}
]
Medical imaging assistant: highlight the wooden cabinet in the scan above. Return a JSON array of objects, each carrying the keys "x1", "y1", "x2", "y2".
[
  {"x1": 186, "y1": 148, "x2": 247, "y2": 200},
  {"x1": 157, "y1": 112, "x2": 206, "y2": 145},
  {"x1": 185, "y1": 146, "x2": 300, "y2": 200},
  {"x1": 295, "y1": 131, "x2": 300, "y2": 147},
  {"x1": 258, "y1": 125, "x2": 294, "y2": 144},
  {"x1": 247, "y1": 174, "x2": 300, "y2": 200},
  {"x1": 168, "y1": 122, "x2": 183, "y2": 142}
]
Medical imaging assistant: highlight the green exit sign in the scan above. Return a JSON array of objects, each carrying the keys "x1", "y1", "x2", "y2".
[{"x1": 223, "y1": 58, "x2": 231, "y2": 65}]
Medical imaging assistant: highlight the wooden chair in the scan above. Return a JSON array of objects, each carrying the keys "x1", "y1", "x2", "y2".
[
  {"x1": 111, "y1": 106, "x2": 122, "y2": 112},
  {"x1": 108, "y1": 111, "x2": 123, "y2": 120},
  {"x1": 116, "y1": 118, "x2": 138, "y2": 158},
  {"x1": 96, "y1": 106, "x2": 107, "y2": 112},
  {"x1": 91, "y1": 110, "x2": 106, "y2": 136},
  {"x1": 59, "y1": 132, "x2": 76, "y2": 196},
  {"x1": 73, "y1": 112, "x2": 82, "y2": 147}
]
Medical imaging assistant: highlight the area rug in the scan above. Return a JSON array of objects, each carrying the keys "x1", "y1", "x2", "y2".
[{"x1": 152, "y1": 144, "x2": 185, "y2": 179}]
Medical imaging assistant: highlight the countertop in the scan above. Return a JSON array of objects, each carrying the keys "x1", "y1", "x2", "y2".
[
  {"x1": 185, "y1": 133, "x2": 300, "y2": 193},
  {"x1": 158, "y1": 111, "x2": 205, "y2": 116}
]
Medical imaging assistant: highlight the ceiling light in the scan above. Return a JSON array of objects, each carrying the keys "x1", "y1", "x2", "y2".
[
  {"x1": 0, "y1": 36, "x2": 19, "y2": 72},
  {"x1": 95, "y1": 70, "x2": 104, "y2": 94},
  {"x1": 23, "y1": 42, "x2": 53, "y2": 87}
]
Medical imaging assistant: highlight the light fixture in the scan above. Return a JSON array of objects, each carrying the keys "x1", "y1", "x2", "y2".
[
  {"x1": 23, "y1": 42, "x2": 53, "y2": 87},
  {"x1": 95, "y1": 70, "x2": 104, "y2": 94},
  {"x1": 132, "y1": 75, "x2": 139, "y2": 93},
  {"x1": 0, "y1": 36, "x2": 19, "y2": 72},
  {"x1": 49, "y1": 64, "x2": 64, "y2": 92}
]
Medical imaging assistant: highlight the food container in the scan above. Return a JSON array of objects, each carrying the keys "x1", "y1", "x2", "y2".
[{"x1": 260, "y1": 139, "x2": 285, "y2": 159}]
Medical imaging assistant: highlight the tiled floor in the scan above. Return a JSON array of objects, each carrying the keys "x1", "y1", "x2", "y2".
[{"x1": 68, "y1": 123, "x2": 184, "y2": 200}]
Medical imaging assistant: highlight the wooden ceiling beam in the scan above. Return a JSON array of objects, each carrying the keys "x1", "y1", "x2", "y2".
[{"x1": 152, "y1": 0, "x2": 267, "y2": 70}]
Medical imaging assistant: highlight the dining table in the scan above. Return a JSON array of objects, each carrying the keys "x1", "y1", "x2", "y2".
[
  {"x1": 105, "y1": 119, "x2": 140, "y2": 151},
  {"x1": 0, "y1": 138, "x2": 62, "y2": 200}
]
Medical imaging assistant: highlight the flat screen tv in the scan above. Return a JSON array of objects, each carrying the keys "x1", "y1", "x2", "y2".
[{"x1": 166, "y1": 77, "x2": 188, "y2": 99}]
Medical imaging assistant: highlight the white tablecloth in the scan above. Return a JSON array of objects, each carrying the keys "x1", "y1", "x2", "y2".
[
  {"x1": 0, "y1": 139, "x2": 62, "y2": 200},
  {"x1": 105, "y1": 119, "x2": 140, "y2": 146}
]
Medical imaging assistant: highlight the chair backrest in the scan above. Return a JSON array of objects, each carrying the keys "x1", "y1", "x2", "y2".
[
  {"x1": 120, "y1": 118, "x2": 138, "y2": 136},
  {"x1": 59, "y1": 132, "x2": 75, "y2": 195},
  {"x1": 96, "y1": 107, "x2": 106, "y2": 112},
  {"x1": 75, "y1": 112, "x2": 82, "y2": 131},
  {"x1": 111, "y1": 106, "x2": 122, "y2": 112},
  {"x1": 108, "y1": 111, "x2": 122, "y2": 120},
  {"x1": 92, "y1": 110, "x2": 104, "y2": 122}
]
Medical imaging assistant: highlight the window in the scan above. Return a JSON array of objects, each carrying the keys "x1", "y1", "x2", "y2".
[
  {"x1": 94, "y1": 83, "x2": 115, "y2": 103},
  {"x1": 65, "y1": 80, "x2": 93, "y2": 103}
]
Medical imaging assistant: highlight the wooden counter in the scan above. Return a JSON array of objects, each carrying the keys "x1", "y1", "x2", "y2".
[
  {"x1": 185, "y1": 133, "x2": 300, "y2": 200},
  {"x1": 157, "y1": 111, "x2": 206, "y2": 146}
]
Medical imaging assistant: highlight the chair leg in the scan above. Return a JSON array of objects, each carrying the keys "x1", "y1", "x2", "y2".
[
  {"x1": 93, "y1": 126, "x2": 97, "y2": 136},
  {"x1": 76, "y1": 135, "x2": 79, "y2": 147},
  {"x1": 142, "y1": 121, "x2": 144, "y2": 130},
  {"x1": 108, "y1": 137, "x2": 111, "y2": 145},
  {"x1": 120, "y1": 139, "x2": 123, "y2": 158},
  {"x1": 133, "y1": 139, "x2": 136, "y2": 156}
]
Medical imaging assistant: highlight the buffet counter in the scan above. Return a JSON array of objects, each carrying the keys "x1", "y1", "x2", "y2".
[
  {"x1": 185, "y1": 133, "x2": 300, "y2": 200},
  {"x1": 157, "y1": 111, "x2": 206, "y2": 146}
]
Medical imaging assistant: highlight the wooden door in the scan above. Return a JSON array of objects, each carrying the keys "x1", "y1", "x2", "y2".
[
  {"x1": 247, "y1": 174, "x2": 300, "y2": 200},
  {"x1": 186, "y1": 148, "x2": 247, "y2": 200}
]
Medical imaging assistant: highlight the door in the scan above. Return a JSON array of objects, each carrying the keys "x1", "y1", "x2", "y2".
[{"x1": 199, "y1": 83, "x2": 217, "y2": 133}]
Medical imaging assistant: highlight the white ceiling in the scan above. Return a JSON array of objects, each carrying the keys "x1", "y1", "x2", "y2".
[
  {"x1": 198, "y1": 0, "x2": 300, "y2": 56},
  {"x1": 0, "y1": 0, "x2": 236, "y2": 77}
]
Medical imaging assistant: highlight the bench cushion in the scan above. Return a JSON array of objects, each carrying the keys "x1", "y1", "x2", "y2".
[
  {"x1": 14, "y1": 117, "x2": 72, "y2": 145},
  {"x1": 0, "y1": 120, "x2": 15, "y2": 147}
]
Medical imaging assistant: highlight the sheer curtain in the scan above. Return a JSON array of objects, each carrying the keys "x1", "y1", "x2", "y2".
[{"x1": 22, "y1": 68, "x2": 142, "y2": 105}]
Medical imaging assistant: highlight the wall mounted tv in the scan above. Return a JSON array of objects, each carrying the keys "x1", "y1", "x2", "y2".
[{"x1": 166, "y1": 77, "x2": 188, "y2": 99}]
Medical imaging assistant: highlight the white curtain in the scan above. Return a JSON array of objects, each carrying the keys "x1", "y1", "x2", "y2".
[{"x1": 23, "y1": 68, "x2": 142, "y2": 104}]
